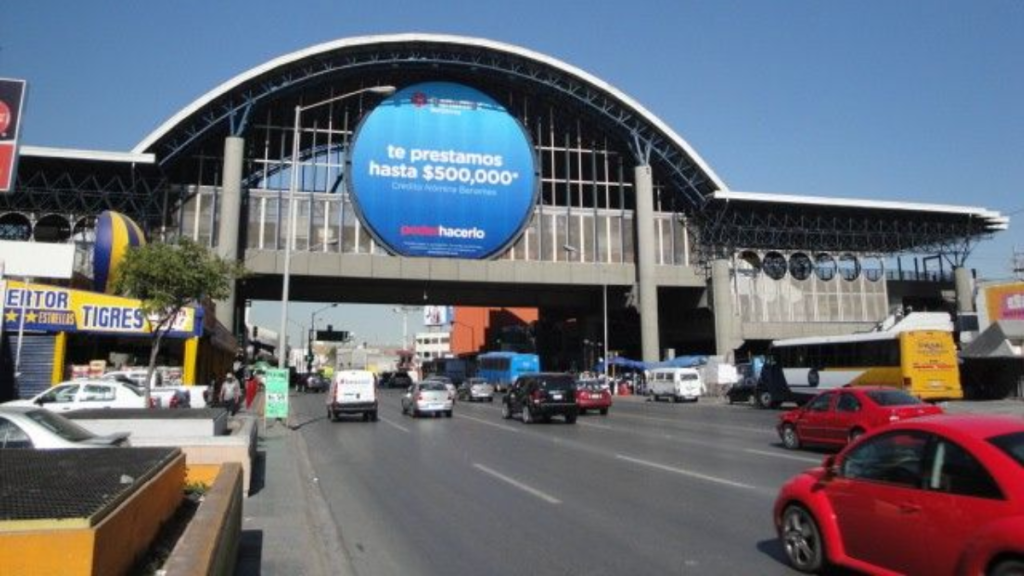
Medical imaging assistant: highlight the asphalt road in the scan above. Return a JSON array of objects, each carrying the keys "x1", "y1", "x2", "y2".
[{"x1": 290, "y1": 391, "x2": 820, "y2": 575}]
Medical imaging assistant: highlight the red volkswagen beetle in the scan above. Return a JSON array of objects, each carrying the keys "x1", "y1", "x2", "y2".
[
  {"x1": 777, "y1": 386, "x2": 943, "y2": 450},
  {"x1": 774, "y1": 414, "x2": 1024, "y2": 575}
]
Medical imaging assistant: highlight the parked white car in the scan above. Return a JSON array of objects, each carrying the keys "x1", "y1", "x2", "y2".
[
  {"x1": 327, "y1": 370, "x2": 379, "y2": 421},
  {"x1": 648, "y1": 368, "x2": 705, "y2": 403},
  {"x1": 402, "y1": 380, "x2": 454, "y2": 418},
  {"x1": 101, "y1": 370, "x2": 207, "y2": 408},
  {"x1": 0, "y1": 406, "x2": 131, "y2": 449},
  {"x1": 2, "y1": 380, "x2": 150, "y2": 413}
]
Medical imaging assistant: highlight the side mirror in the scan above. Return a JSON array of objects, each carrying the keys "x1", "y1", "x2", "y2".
[{"x1": 35, "y1": 397, "x2": 46, "y2": 406}]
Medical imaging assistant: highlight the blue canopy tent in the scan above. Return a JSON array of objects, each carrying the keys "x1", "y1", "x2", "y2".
[
  {"x1": 594, "y1": 355, "x2": 707, "y2": 372},
  {"x1": 594, "y1": 356, "x2": 646, "y2": 373},
  {"x1": 645, "y1": 356, "x2": 707, "y2": 370}
]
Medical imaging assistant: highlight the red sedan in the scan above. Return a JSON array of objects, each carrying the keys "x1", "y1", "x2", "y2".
[
  {"x1": 777, "y1": 386, "x2": 943, "y2": 450},
  {"x1": 774, "y1": 415, "x2": 1024, "y2": 575},
  {"x1": 576, "y1": 381, "x2": 612, "y2": 415}
]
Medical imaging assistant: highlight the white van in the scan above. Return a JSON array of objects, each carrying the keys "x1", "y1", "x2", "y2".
[
  {"x1": 648, "y1": 368, "x2": 704, "y2": 403},
  {"x1": 327, "y1": 370, "x2": 378, "y2": 421}
]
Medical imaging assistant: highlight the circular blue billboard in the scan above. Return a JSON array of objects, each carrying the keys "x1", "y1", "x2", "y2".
[{"x1": 348, "y1": 82, "x2": 537, "y2": 259}]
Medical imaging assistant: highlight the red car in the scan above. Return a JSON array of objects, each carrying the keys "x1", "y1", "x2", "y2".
[
  {"x1": 576, "y1": 381, "x2": 612, "y2": 415},
  {"x1": 777, "y1": 386, "x2": 943, "y2": 450},
  {"x1": 774, "y1": 415, "x2": 1024, "y2": 575}
]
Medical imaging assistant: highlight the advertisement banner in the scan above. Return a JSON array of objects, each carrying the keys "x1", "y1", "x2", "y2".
[
  {"x1": 985, "y1": 282, "x2": 1024, "y2": 322},
  {"x1": 2, "y1": 280, "x2": 201, "y2": 337},
  {"x1": 349, "y1": 82, "x2": 538, "y2": 259},
  {"x1": 422, "y1": 305, "x2": 452, "y2": 326},
  {"x1": 0, "y1": 78, "x2": 27, "y2": 193},
  {"x1": 263, "y1": 368, "x2": 290, "y2": 420}
]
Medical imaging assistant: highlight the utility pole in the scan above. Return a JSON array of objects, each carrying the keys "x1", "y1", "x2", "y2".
[{"x1": 1013, "y1": 245, "x2": 1023, "y2": 280}]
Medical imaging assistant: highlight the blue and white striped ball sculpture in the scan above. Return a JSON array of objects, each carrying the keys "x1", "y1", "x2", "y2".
[{"x1": 92, "y1": 210, "x2": 147, "y2": 293}]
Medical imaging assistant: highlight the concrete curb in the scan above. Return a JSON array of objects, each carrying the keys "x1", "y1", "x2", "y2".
[
  {"x1": 162, "y1": 462, "x2": 244, "y2": 576},
  {"x1": 290, "y1": 423, "x2": 359, "y2": 576}
]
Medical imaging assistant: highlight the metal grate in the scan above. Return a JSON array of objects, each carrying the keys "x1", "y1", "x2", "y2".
[{"x1": 0, "y1": 448, "x2": 179, "y2": 523}]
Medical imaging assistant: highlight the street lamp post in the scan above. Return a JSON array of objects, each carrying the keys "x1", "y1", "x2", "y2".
[
  {"x1": 603, "y1": 282, "x2": 609, "y2": 386},
  {"x1": 391, "y1": 306, "x2": 419, "y2": 350},
  {"x1": 277, "y1": 85, "x2": 396, "y2": 368}
]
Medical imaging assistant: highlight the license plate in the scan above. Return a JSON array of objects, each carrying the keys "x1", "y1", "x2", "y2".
[{"x1": 552, "y1": 394, "x2": 563, "y2": 400}]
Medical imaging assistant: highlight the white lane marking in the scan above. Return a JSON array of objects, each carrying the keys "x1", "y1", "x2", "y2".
[
  {"x1": 743, "y1": 448, "x2": 821, "y2": 464},
  {"x1": 615, "y1": 454, "x2": 757, "y2": 491},
  {"x1": 456, "y1": 413, "x2": 521, "y2": 433},
  {"x1": 579, "y1": 421, "x2": 615, "y2": 430},
  {"x1": 379, "y1": 417, "x2": 410, "y2": 433},
  {"x1": 473, "y1": 463, "x2": 561, "y2": 504}
]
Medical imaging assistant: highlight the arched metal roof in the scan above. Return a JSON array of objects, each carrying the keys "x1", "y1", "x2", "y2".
[{"x1": 132, "y1": 33, "x2": 728, "y2": 209}]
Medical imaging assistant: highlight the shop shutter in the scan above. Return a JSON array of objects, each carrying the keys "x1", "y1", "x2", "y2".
[{"x1": 7, "y1": 333, "x2": 57, "y2": 399}]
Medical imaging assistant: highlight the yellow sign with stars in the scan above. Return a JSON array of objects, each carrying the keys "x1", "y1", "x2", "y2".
[{"x1": 2, "y1": 280, "x2": 201, "y2": 337}]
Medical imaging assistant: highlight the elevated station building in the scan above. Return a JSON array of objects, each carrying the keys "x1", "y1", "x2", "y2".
[{"x1": 1, "y1": 34, "x2": 1008, "y2": 387}]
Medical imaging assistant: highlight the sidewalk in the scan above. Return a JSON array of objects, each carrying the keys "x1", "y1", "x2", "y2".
[{"x1": 233, "y1": 396, "x2": 354, "y2": 576}]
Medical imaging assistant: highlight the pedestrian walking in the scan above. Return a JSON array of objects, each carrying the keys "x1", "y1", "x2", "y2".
[
  {"x1": 245, "y1": 373, "x2": 258, "y2": 410},
  {"x1": 220, "y1": 372, "x2": 242, "y2": 415}
]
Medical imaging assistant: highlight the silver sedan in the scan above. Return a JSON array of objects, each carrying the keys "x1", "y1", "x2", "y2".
[
  {"x1": 401, "y1": 382, "x2": 454, "y2": 418},
  {"x1": 0, "y1": 406, "x2": 130, "y2": 449},
  {"x1": 457, "y1": 378, "x2": 495, "y2": 402}
]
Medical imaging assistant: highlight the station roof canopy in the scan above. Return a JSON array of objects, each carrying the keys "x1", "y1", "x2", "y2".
[{"x1": 701, "y1": 191, "x2": 1008, "y2": 255}]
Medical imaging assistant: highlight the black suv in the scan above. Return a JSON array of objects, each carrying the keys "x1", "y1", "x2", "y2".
[{"x1": 502, "y1": 372, "x2": 578, "y2": 424}]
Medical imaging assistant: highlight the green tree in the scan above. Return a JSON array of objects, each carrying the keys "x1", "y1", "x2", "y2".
[{"x1": 111, "y1": 238, "x2": 246, "y2": 405}]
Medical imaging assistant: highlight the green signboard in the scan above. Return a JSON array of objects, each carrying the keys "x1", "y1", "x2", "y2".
[{"x1": 264, "y1": 368, "x2": 289, "y2": 420}]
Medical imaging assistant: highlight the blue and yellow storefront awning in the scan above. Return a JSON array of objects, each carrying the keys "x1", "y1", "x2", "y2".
[{"x1": 2, "y1": 280, "x2": 202, "y2": 338}]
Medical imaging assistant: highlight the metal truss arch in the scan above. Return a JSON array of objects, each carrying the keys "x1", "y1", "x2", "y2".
[{"x1": 133, "y1": 34, "x2": 725, "y2": 214}]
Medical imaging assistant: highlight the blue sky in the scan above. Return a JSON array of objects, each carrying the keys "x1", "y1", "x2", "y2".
[{"x1": 5, "y1": 1, "x2": 1022, "y2": 346}]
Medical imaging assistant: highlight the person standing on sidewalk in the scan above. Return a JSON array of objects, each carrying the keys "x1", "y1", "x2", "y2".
[
  {"x1": 220, "y1": 372, "x2": 242, "y2": 415},
  {"x1": 245, "y1": 372, "x2": 259, "y2": 410}
]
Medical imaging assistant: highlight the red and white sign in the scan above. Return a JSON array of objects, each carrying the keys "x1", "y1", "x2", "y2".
[{"x1": 0, "y1": 78, "x2": 27, "y2": 193}]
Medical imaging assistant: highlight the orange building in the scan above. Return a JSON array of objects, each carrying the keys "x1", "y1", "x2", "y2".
[{"x1": 450, "y1": 307, "x2": 538, "y2": 355}]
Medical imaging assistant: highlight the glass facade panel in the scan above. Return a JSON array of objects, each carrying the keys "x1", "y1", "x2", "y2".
[
  {"x1": 180, "y1": 102, "x2": 697, "y2": 268},
  {"x1": 622, "y1": 215, "x2": 635, "y2": 264},
  {"x1": 195, "y1": 190, "x2": 214, "y2": 248},
  {"x1": 310, "y1": 196, "x2": 329, "y2": 252},
  {"x1": 246, "y1": 196, "x2": 263, "y2": 249}
]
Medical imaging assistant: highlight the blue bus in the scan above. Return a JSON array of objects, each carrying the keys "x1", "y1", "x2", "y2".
[{"x1": 476, "y1": 352, "x2": 540, "y2": 392}]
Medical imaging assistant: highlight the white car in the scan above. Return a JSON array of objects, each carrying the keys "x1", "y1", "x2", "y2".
[
  {"x1": 402, "y1": 381, "x2": 454, "y2": 418},
  {"x1": 101, "y1": 370, "x2": 207, "y2": 408},
  {"x1": 3, "y1": 380, "x2": 150, "y2": 413},
  {"x1": 0, "y1": 406, "x2": 131, "y2": 449}
]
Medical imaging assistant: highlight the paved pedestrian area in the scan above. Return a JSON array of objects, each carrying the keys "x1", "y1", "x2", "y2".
[{"x1": 234, "y1": 395, "x2": 354, "y2": 576}]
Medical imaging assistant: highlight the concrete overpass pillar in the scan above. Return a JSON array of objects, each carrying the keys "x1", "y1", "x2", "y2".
[
  {"x1": 712, "y1": 258, "x2": 737, "y2": 362},
  {"x1": 634, "y1": 165, "x2": 660, "y2": 363},
  {"x1": 954, "y1": 266, "x2": 975, "y2": 314},
  {"x1": 215, "y1": 136, "x2": 244, "y2": 335}
]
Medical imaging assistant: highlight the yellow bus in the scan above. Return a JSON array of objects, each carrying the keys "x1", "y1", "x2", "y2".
[{"x1": 756, "y1": 312, "x2": 962, "y2": 408}]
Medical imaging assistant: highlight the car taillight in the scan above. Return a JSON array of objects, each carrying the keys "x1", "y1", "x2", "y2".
[
  {"x1": 531, "y1": 389, "x2": 542, "y2": 402},
  {"x1": 448, "y1": 392, "x2": 454, "y2": 401},
  {"x1": 148, "y1": 398, "x2": 156, "y2": 409},
  {"x1": 416, "y1": 393, "x2": 424, "y2": 401}
]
